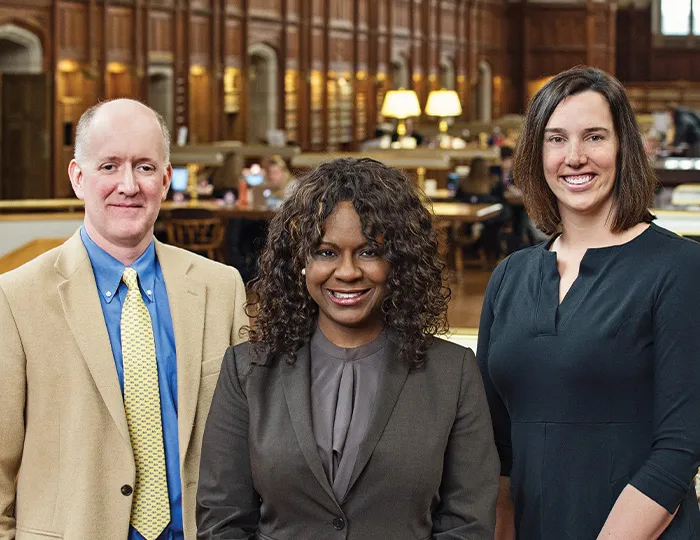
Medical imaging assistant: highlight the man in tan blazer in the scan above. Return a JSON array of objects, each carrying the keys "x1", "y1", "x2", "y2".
[{"x1": 0, "y1": 99, "x2": 247, "y2": 540}]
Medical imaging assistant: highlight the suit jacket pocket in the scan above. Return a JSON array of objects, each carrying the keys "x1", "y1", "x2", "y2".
[
  {"x1": 16, "y1": 526, "x2": 63, "y2": 539},
  {"x1": 201, "y1": 354, "x2": 225, "y2": 379}
]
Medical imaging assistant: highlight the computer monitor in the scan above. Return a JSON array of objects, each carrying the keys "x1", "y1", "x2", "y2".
[
  {"x1": 244, "y1": 172, "x2": 265, "y2": 186},
  {"x1": 171, "y1": 167, "x2": 189, "y2": 192}
]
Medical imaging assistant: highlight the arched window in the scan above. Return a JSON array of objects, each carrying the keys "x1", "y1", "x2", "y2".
[{"x1": 660, "y1": 0, "x2": 699, "y2": 36}]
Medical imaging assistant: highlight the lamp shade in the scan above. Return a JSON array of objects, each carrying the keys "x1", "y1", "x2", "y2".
[
  {"x1": 425, "y1": 89, "x2": 462, "y2": 118},
  {"x1": 381, "y1": 89, "x2": 422, "y2": 119}
]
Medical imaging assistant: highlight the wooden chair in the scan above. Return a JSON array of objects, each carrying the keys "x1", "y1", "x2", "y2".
[{"x1": 164, "y1": 209, "x2": 226, "y2": 261}]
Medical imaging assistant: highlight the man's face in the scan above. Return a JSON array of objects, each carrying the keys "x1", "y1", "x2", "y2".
[{"x1": 69, "y1": 102, "x2": 172, "y2": 255}]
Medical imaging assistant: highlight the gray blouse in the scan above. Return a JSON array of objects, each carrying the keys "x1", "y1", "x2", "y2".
[{"x1": 309, "y1": 327, "x2": 389, "y2": 502}]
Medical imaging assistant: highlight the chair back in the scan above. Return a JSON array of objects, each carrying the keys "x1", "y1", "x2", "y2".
[{"x1": 164, "y1": 209, "x2": 225, "y2": 260}]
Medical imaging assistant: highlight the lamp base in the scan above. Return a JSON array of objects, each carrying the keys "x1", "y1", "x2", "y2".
[{"x1": 396, "y1": 120, "x2": 407, "y2": 137}]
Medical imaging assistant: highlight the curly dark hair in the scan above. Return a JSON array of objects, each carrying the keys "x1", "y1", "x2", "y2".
[{"x1": 245, "y1": 157, "x2": 450, "y2": 368}]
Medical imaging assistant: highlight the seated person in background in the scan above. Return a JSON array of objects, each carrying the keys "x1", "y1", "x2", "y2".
[
  {"x1": 668, "y1": 104, "x2": 700, "y2": 157},
  {"x1": 497, "y1": 146, "x2": 536, "y2": 252},
  {"x1": 196, "y1": 175, "x2": 215, "y2": 198},
  {"x1": 391, "y1": 117, "x2": 424, "y2": 146},
  {"x1": 265, "y1": 155, "x2": 296, "y2": 198},
  {"x1": 455, "y1": 157, "x2": 510, "y2": 262}
]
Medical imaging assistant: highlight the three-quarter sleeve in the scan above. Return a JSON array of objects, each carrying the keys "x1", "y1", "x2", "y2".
[
  {"x1": 476, "y1": 257, "x2": 513, "y2": 476},
  {"x1": 196, "y1": 345, "x2": 260, "y2": 540},
  {"x1": 432, "y1": 347, "x2": 499, "y2": 539},
  {"x1": 629, "y1": 247, "x2": 700, "y2": 513}
]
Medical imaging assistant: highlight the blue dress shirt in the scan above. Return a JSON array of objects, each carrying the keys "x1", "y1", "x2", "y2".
[{"x1": 81, "y1": 227, "x2": 183, "y2": 540}]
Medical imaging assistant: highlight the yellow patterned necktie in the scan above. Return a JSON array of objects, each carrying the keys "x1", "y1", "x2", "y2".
[{"x1": 121, "y1": 267, "x2": 170, "y2": 540}]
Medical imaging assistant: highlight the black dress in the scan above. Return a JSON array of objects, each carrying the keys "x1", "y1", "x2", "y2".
[{"x1": 478, "y1": 223, "x2": 700, "y2": 539}]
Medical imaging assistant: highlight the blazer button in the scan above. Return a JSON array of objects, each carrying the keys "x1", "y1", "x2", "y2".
[
  {"x1": 121, "y1": 484, "x2": 133, "y2": 496},
  {"x1": 332, "y1": 517, "x2": 345, "y2": 531}
]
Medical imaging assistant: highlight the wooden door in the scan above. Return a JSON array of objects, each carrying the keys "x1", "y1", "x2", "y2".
[{"x1": 1, "y1": 73, "x2": 51, "y2": 199}]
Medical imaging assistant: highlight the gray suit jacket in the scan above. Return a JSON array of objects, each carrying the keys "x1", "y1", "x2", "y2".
[{"x1": 197, "y1": 336, "x2": 499, "y2": 540}]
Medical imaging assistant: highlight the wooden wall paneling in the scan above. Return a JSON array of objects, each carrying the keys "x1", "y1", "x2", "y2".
[
  {"x1": 358, "y1": 0, "x2": 368, "y2": 31},
  {"x1": 174, "y1": 0, "x2": 188, "y2": 139},
  {"x1": 226, "y1": 0, "x2": 242, "y2": 15},
  {"x1": 607, "y1": 2, "x2": 616, "y2": 74},
  {"x1": 385, "y1": 0, "x2": 392, "y2": 87},
  {"x1": 287, "y1": 0, "x2": 297, "y2": 22},
  {"x1": 189, "y1": 16, "x2": 212, "y2": 143},
  {"x1": 240, "y1": 0, "x2": 249, "y2": 142},
  {"x1": 279, "y1": 0, "x2": 287, "y2": 132},
  {"x1": 586, "y1": 1, "x2": 595, "y2": 67},
  {"x1": 366, "y1": 0, "x2": 379, "y2": 136},
  {"x1": 322, "y1": 0, "x2": 329, "y2": 149},
  {"x1": 433, "y1": 0, "x2": 441, "y2": 91},
  {"x1": 527, "y1": 6, "x2": 587, "y2": 81},
  {"x1": 285, "y1": 22, "x2": 298, "y2": 143},
  {"x1": 133, "y1": 0, "x2": 145, "y2": 101},
  {"x1": 189, "y1": 16, "x2": 210, "y2": 67},
  {"x1": 297, "y1": 0, "x2": 309, "y2": 148},
  {"x1": 58, "y1": 3, "x2": 87, "y2": 62},
  {"x1": 87, "y1": 0, "x2": 99, "y2": 96},
  {"x1": 455, "y1": 0, "x2": 464, "y2": 118},
  {"x1": 107, "y1": 7, "x2": 134, "y2": 66},
  {"x1": 407, "y1": 0, "x2": 414, "y2": 82},
  {"x1": 419, "y1": 0, "x2": 429, "y2": 104},
  {"x1": 211, "y1": 0, "x2": 224, "y2": 140},
  {"x1": 149, "y1": 11, "x2": 174, "y2": 62},
  {"x1": 52, "y1": 0, "x2": 61, "y2": 197},
  {"x1": 615, "y1": 5, "x2": 700, "y2": 83},
  {"x1": 393, "y1": 0, "x2": 410, "y2": 34},
  {"x1": 249, "y1": 0, "x2": 283, "y2": 19},
  {"x1": 352, "y1": 0, "x2": 359, "y2": 147}
]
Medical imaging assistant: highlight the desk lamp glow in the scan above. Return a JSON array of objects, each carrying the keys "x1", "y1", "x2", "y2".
[
  {"x1": 425, "y1": 89, "x2": 463, "y2": 135},
  {"x1": 380, "y1": 88, "x2": 421, "y2": 137}
]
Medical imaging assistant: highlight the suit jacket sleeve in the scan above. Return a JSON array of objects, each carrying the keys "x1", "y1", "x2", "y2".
[
  {"x1": 0, "y1": 285, "x2": 25, "y2": 539},
  {"x1": 197, "y1": 345, "x2": 260, "y2": 540},
  {"x1": 432, "y1": 347, "x2": 500, "y2": 539},
  {"x1": 476, "y1": 257, "x2": 513, "y2": 476},
  {"x1": 228, "y1": 268, "x2": 248, "y2": 347}
]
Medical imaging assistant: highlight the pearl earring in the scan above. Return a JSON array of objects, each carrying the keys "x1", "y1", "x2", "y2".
[{"x1": 301, "y1": 268, "x2": 306, "y2": 276}]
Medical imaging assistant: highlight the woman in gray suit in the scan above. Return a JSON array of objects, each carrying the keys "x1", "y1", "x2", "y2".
[{"x1": 196, "y1": 157, "x2": 499, "y2": 540}]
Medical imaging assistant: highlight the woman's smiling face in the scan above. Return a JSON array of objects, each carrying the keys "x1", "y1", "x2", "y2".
[
  {"x1": 305, "y1": 201, "x2": 390, "y2": 347},
  {"x1": 542, "y1": 90, "x2": 619, "y2": 224}
]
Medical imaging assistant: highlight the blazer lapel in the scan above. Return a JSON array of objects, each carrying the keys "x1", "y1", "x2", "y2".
[
  {"x1": 156, "y1": 242, "x2": 206, "y2": 466},
  {"x1": 346, "y1": 338, "x2": 409, "y2": 496},
  {"x1": 56, "y1": 232, "x2": 130, "y2": 444},
  {"x1": 281, "y1": 344, "x2": 338, "y2": 503}
]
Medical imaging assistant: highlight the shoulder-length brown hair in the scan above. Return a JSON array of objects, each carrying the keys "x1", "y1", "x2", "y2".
[{"x1": 513, "y1": 66, "x2": 656, "y2": 235}]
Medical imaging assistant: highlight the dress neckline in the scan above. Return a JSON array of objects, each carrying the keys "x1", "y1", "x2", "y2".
[{"x1": 543, "y1": 221, "x2": 655, "y2": 256}]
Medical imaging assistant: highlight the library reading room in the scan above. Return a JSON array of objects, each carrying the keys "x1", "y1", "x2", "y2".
[{"x1": 3, "y1": 0, "x2": 700, "y2": 539}]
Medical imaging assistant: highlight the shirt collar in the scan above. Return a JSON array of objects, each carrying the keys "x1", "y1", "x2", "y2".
[{"x1": 80, "y1": 226, "x2": 158, "y2": 304}]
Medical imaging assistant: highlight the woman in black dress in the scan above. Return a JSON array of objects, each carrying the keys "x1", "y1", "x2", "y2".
[{"x1": 478, "y1": 66, "x2": 700, "y2": 539}]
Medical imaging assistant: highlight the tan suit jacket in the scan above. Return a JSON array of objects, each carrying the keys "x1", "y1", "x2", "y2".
[{"x1": 0, "y1": 231, "x2": 248, "y2": 540}]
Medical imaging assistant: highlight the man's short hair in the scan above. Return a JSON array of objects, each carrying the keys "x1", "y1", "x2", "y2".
[{"x1": 73, "y1": 99, "x2": 171, "y2": 168}]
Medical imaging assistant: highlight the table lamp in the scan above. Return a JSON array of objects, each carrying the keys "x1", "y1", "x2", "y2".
[
  {"x1": 381, "y1": 88, "x2": 421, "y2": 137},
  {"x1": 425, "y1": 89, "x2": 462, "y2": 134}
]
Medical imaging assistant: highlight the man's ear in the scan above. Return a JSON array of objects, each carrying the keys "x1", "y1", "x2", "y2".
[
  {"x1": 68, "y1": 159, "x2": 85, "y2": 200},
  {"x1": 161, "y1": 163, "x2": 173, "y2": 201}
]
